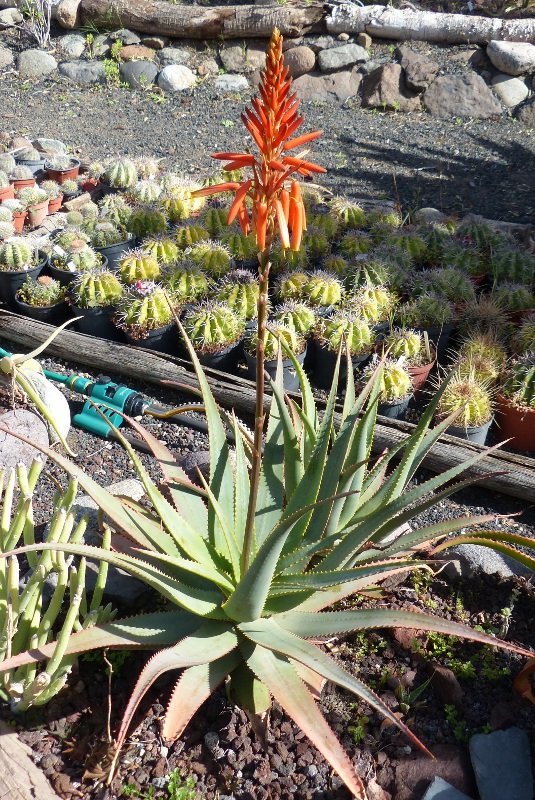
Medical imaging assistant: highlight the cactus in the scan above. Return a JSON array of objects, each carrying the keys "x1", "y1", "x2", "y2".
[
  {"x1": 116, "y1": 282, "x2": 176, "y2": 335},
  {"x1": 54, "y1": 228, "x2": 90, "y2": 251},
  {"x1": 40, "y1": 179, "x2": 62, "y2": 199},
  {"x1": 362, "y1": 358, "x2": 412, "y2": 403},
  {"x1": 415, "y1": 267, "x2": 476, "y2": 305},
  {"x1": 492, "y1": 282, "x2": 535, "y2": 313},
  {"x1": 317, "y1": 312, "x2": 374, "y2": 357},
  {"x1": 323, "y1": 255, "x2": 349, "y2": 276},
  {"x1": 90, "y1": 222, "x2": 129, "y2": 249},
  {"x1": 330, "y1": 197, "x2": 368, "y2": 230},
  {"x1": 398, "y1": 292, "x2": 454, "y2": 329},
  {"x1": 71, "y1": 270, "x2": 123, "y2": 308},
  {"x1": 98, "y1": 194, "x2": 132, "y2": 227},
  {"x1": 490, "y1": 247, "x2": 535, "y2": 284},
  {"x1": 51, "y1": 244, "x2": 102, "y2": 273},
  {"x1": 46, "y1": 154, "x2": 73, "y2": 171},
  {"x1": 0, "y1": 170, "x2": 9, "y2": 188},
  {"x1": 457, "y1": 221, "x2": 506, "y2": 255},
  {"x1": 349, "y1": 258, "x2": 393, "y2": 289},
  {"x1": 17, "y1": 276, "x2": 67, "y2": 306},
  {"x1": 60, "y1": 179, "x2": 80, "y2": 195},
  {"x1": 302, "y1": 229, "x2": 331, "y2": 259},
  {"x1": 277, "y1": 271, "x2": 309, "y2": 301},
  {"x1": 217, "y1": 270, "x2": 259, "y2": 320},
  {"x1": 303, "y1": 270, "x2": 343, "y2": 307},
  {"x1": 245, "y1": 324, "x2": 305, "y2": 360},
  {"x1": 65, "y1": 211, "x2": 84, "y2": 227},
  {"x1": 182, "y1": 301, "x2": 245, "y2": 353},
  {"x1": 456, "y1": 334, "x2": 506, "y2": 382},
  {"x1": 17, "y1": 147, "x2": 41, "y2": 162},
  {"x1": 307, "y1": 213, "x2": 339, "y2": 240},
  {"x1": 200, "y1": 206, "x2": 230, "y2": 238},
  {"x1": 348, "y1": 285, "x2": 396, "y2": 323},
  {"x1": 339, "y1": 232, "x2": 374, "y2": 258},
  {"x1": 0, "y1": 238, "x2": 36, "y2": 271},
  {"x1": 165, "y1": 265, "x2": 209, "y2": 302},
  {"x1": 423, "y1": 224, "x2": 453, "y2": 264},
  {"x1": 129, "y1": 179, "x2": 162, "y2": 204},
  {"x1": 79, "y1": 201, "x2": 99, "y2": 220},
  {"x1": 188, "y1": 240, "x2": 232, "y2": 277},
  {"x1": 135, "y1": 156, "x2": 161, "y2": 180},
  {"x1": 388, "y1": 232, "x2": 428, "y2": 264},
  {"x1": 160, "y1": 176, "x2": 206, "y2": 221},
  {"x1": 15, "y1": 187, "x2": 48, "y2": 209},
  {"x1": 87, "y1": 160, "x2": 105, "y2": 180},
  {"x1": 501, "y1": 353, "x2": 535, "y2": 409},
  {"x1": 175, "y1": 224, "x2": 210, "y2": 250},
  {"x1": 0, "y1": 221, "x2": 15, "y2": 239},
  {"x1": 0, "y1": 153, "x2": 16, "y2": 173},
  {"x1": 441, "y1": 241, "x2": 483, "y2": 277},
  {"x1": 127, "y1": 206, "x2": 168, "y2": 240},
  {"x1": 143, "y1": 236, "x2": 179, "y2": 265},
  {"x1": 367, "y1": 208, "x2": 403, "y2": 230},
  {"x1": 119, "y1": 249, "x2": 161, "y2": 285},
  {"x1": 270, "y1": 243, "x2": 309, "y2": 273},
  {"x1": 1, "y1": 199, "x2": 21, "y2": 213},
  {"x1": 0, "y1": 207, "x2": 12, "y2": 223},
  {"x1": 104, "y1": 157, "x2": 138, "y2": 189},
  {"x1": 383, "y1": 328, "x2": 423, "y2": 364},
  {"x1": 300, "y1": 185, "x2": 325, "y2": 211},
  {"x1": 272, "y1": 301, "x2": 316, "y2": 335},
  {"x1": 436, "y1": 369, "x2": 493, "y2": 427},
  {"x1": 511, "y1": 313, "x2": 535, "y2": 356},
  {"x1": 456, "y1": 295, "x2": 509, "y2": 339},
  {"x1": 222, "y1": 231, "x2": 258, "y2": 263},
  {"x1": 10, "y1": 165, "x2": 33, "y2": 180}
]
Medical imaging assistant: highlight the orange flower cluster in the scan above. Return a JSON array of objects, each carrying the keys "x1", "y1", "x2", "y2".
[{"x1": 193, "y1": 28, "x2": 325, "y2": 252}]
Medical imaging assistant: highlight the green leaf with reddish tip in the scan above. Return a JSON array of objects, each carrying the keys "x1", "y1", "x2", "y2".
[{"x1": 431, "y1": 532, "x2": 535, "y2": 572}]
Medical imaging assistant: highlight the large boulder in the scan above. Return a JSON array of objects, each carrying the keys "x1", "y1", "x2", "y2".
[
  {"x1": 293, "y1": 69, "x2": 361, "y2": 104},
  {"x1": 424, "y1": 74, "x2": 502, "y2": 119},
  {"x1": 220, "y1": 43, "x2": 265, "y2": 73},
  {"x1": 283, "y1": 45, "x2": 316, "y2": 78},
  {"x1": 318, "y1": 43, "x2": 368, "y2": 73},
  {"x1": 487, "y1": 40, "x2": 535, "y2": 76},
  {"x1": 395, "y1": 45, "x2": 439, "y2": 92},
  {"x1": 361, "y1": 64, "x2": 421, "y2": 112}
]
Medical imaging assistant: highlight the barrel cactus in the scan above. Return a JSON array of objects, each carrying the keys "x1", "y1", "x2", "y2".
[
  {"x1": 245, "y1": 324, "x2": 305, "y2": 360},
  {"x1": 270, "y1": 243, "x2": 309, "y2": 273},
  {"x1": 383, "y1": 328, "x2": 423, "y2": 364},
  {"x1": 51, "y1": 244, "x2": 102, "y2": 273},
  {"x1": 436, "y1": 370, "x2": 493, "y2": 428},
  {"x1": 349, "y1": 258, "x2": 392, "y2": 289},
  {"x1": 60, "y1": 179, "x2": 80, "y2": 196},
  {"x1": 182, "y1": 301, "x2": 245, "y2": 354},
  {"x1": 501, "y1": 353, "x2": 535, "y2": 409},
  {"x1": 455, "y1": 334, "x2": 506, "y2": 383},
  {"x1": 273, "y1": 301, "x2": 316, "y2": 335},
  {"x1": 511, "y1": 313, "x2": 535, "y2": 356},
  {"x1": 388, "y1": 232, "x2": 428, "y2": 264},
  {"x1": 17, "y1": 147, "x2": 41, "y2": 162},
  {"x1": 0, "y1": 153, "x2": 16, "y2": 174},
  {"x1": 90, "y1": 222, "x2": 129, "y2": 249},
  {"x1": 135, "y1": 156, "x2": 161, "y2": 180},
  {"x1": 330, "y1": 197, "x2": 368, "y2": 230},
  {"x1": 442, "y1": 241, "x2": 483, "y2": 277},
  {"x1": 222, "y1": 231, "x2": 258, "y2": 263},
  {"x1": 492, "y1": 283, "x2": 535, "y2": 313},
  {"x1": 367, "y1": 208, "x2": 403, "y2": 230},
  {"x1": 302, "y1": 229, "x2": 331, "y2": 259},
  {"x1": 103, "y1": 157, "x2": 138, "y2": 189},
  {"x1": 0, "y1": 221, "x2": 15, "y2": 240},
  {"x1": 423, "y1": 224, "x2": 453, "y2": 264},
  {"x1": 277, "y1": 271, "x2": 309, "y2": 301},
  {"x1": 116, "y1": 282, "x2": 176, "y2": 336},
  {"x1": 0, "y1": 238, "x2": 36, "y2": 271},
  {"x1": 349, "y1": 286, "x2": 396, "y2": 323},
  {"x1": 127, "y1": 206, "x2": 168, "y2": 240},
  {"x1": 302, "y1": 270, "x2": 343, "y2": 307},
  {"x1": 217, "y1": 270, "x2": 260, "y2": 320},
  {"x1": 398, "y1": 292, "x2": 454, "y2": 329},
  {"x1": 10, "y1": 165, "x2": 33, "y2": 180},
  {"x1": 99, "y1": 194, "x2": 132, "y2": 228},
  {"x1": 188, "y1": 240, "x2": 232, "y2": 277},
  {"x1": 40, "y1": 179, "x2": 62, "y2": 200},
  {"x1": 0, "y1": 207, "x2": 12, "y2": 223},
  {"x1": 457, "y1": 221, "x2": 505, "y2": 255},
  {"x1": 200, "y1": 207, "x2": 229, "y2": 237},
  {"x1": 143, "y1": 236, "x2": 179, "y2": 265},
  {"x1": 129, "y1": 180, "x2": 162, "y2": 204},
  {"x1": 339, "y1": 232, "x2": 374, "y2": 258},
  {"x1": 175, "y1": 224, "x2": 210, "y2": 251},
  {"x1": 362, "y1": 358, "x2": 412, "y2": 403},
  {"x1": 71, "y1": 270, "x2": 123, "y2": 308},
  {"x1": 323, "y1": 255, "x2": 349, "y2": 276},
  {"x1": 307, "y1": 213, "x2": 339, "y2": 240},
  {"x1": 160, "y1": 177, "x2": 205, "y2": 222},
  {"x1": 315, "y1": 312, "x2": 374, "y2": 357},
  {"x1": 119, "y1": 249, "x2": 161, "y2": 285},
  {"x1": 491, "y1": 247, "x2": 535, "y2": 284},
  {"x1": 165, "y1": 265, "x2": 209, "y2": 302},
  {"x1": 456, "y1": 295, "x2": 509, "y2": 339},
  {"x1": 416, "y1": 267, "x2": 476, "y2": 305}
]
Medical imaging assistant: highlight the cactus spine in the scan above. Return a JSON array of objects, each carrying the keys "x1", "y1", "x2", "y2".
[
  {"x1": 316, "y1": 312, "x2": 374, "y2": 356},
  {"x1": 165, "y1": 266, "x2": 209, "y2": 302},
  {"x1": 436, "y1": 370, "x2": 493, "y2": 427},
  {"x1": 303, "y1": 270, "x2": 343, "y2": 307},
  {"x1": 502, "y1": 354, "x2": 535, "y2": 409},
  {"x1": 127, "y1": 206, "x2": 168, "y2": 240},
  {"x1": 273, "y1": 301, "x2": 316, "y2": 335},
  {"x1": 175, "y1": 225, "x2": 210, "y2": 250},
  {"x1": 117, "y1": 282, "x2": 176, "y2": 334},
  {"x1": 188, "y1": 241, "x2": 232, "y2": 277},
  {"x1": 104, "y1": 157, "x2": 138, "y2": 189}
]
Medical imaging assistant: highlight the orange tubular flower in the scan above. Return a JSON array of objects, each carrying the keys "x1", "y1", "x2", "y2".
[{"x1": 192, "y1": 28, "x2": 325, "y2": 253}]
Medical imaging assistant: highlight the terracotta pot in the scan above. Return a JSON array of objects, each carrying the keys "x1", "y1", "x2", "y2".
[
  {"x1": 0, "y1": 185, "x2": 15, "y2": 201},
  {"x1": 496, "y1": 394, "x2": 535, "y2": 452},
  {"x1": 27, "y1": 200, "x2": 48, "y2": 228},
  {"x1": 47, "y1": 195, "x2": 63, "y2": 214},
  {"x1": 11, "y1": 177, "x2": 36, "y2": 190},
  {"x1": 12, "y1": 210, "x2": 27, "y2": 233},
  {"x1": 45, "y1": 159, "x2": 80, "y2": 184},
  {"x1": 80, "y1": 177, "x2": 99, "y2": 192},
  {"x1": 408, "y1": 356, "x2": 436, "y2": 392}
]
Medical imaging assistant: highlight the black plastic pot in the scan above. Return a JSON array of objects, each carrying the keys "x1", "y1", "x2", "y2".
[
  {"x1": 71, "y1": 304, "x2": 124, "y2": 342},
  {"x1": 446, "y1": 418, "x2": 492, "y2": 445},
  {"x1": 47, "y1": 254, "x2": 108, "y2": 287},
  {"x1": 197, "y1": 341, "x2": 243, "y2": 372},
  {"x1": 124, "y1": 323, "x2": 178, "y2": 355},
  {"x1": 245, "y1": 348, "x2": 306, "y2": 393},
  {"x1": 94, "y1": 235, "x2": 135, "y2": 271},
  {"x1": 312, "y1": 341, "x2": 371, "y2": 391},
  {"x1": 15, "y1": 155, "x2": 46, "y2": 176},
  {"x1": 378, "y1": 395, "x2": 411, "y2": 420},
  {"x1": 0, "y1": 257, "x2": 46, "y2": 310},
  {"x1": 13, "y1": 295, "x2": 69, "y2": 325}
]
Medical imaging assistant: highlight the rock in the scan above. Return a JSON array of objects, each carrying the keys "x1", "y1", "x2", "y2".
[
  {"x1": 414, "y1": 207, "x2": 450, "y2": 224},
  {"x1": 337, "y1": 32, "x2": 350, "y2": 42},
  {"x1": 0, "y1": 7, "x2": 23, "y2": 26},
  {"x1": 17, "y1": 50, "x2": 57, "y2": 79},
  {"x1": 0, "y1": 46, "x2": 14, "y2": 70},
  {"x1": 120, "y1": 60, "x2": 158, "y2": 89},
  {"x1": 109, "y1": 28, "x2": 140, "y2": 46},
  {"x1": 392, "y1": 744, "x2": 476, "y2": 800},
  {"x1": 32, "y1": 137, "x2": 67, "y2": 156},
  {"x1": 214, "y1": 73, "x2": 249, "y2": 92},
  {"x1": 157, "y1": 64, "x2": 196, "y2": 92},
  {"x1": 422, "y1": 777, "x2": 473, "y2": 800},
  {"x1": 487, "y1": 40, "x2": 535, "y2": 76},
  {"x1": 92, "y1": 34, "x2": 110, "y2": 58},
  {"x1": 293, "y1": 69, "x2": 361, "y2": 103},
  {"x1": 469, "y1": 728, "x2": 533, "y2": 800},
  {"x1": 491, "y1": 73, "x2": 529, "y2": 108},
  {"x1": 361, "y1": 64, "x2": 421, "y2": 112},
  {"x1": 423, "y1": 74, "x2": 502, "y2": 119},
  {"x1": 318, "y1": 43, "x2": 368, "y2": 73},
  {"x1": 57, "y1": 33, "x2": 86, "y2": 60},
  {"x1": 356, "y1": 32, "x2": 372, "y2": 49},
  {"x1": 395, "y1": 45, "x2": 439, "y2": 92},
  {"x1": 9, "y1": 135, "x2": 32, "y2": 151},
  {"x1": 439, "y1": 543, "x2": 533, "y2": 580},
  {"x1": 119, "y1": 44, "x2": 155, "y2": 63},
  {"x1": 157, "y1": 46, "x2": 192, "y2": 67},
  {"x1": 58, "y1": 60, "x2": 105, "y2": 84},
  {"x1": 430, "y1": 664, "x2": 464, "y2": 708},
  {"x1": 141, "y1": 35, "x2": 169, "y2": 50},
  {"x1": 20, "y1": 370, "x2": 70, "y2": 445},
  {"x1": 197, "y1": 57, "x2": 219, "y2": 77},
  {"x1": 516, "y1": 96, "x2": 535, "y2": 126},
  {"x1": 306, "y1": 35, "x2": 338, "y2": 54},
  {"x1": 283, "y1": 45, "x2": 316, "y2": 78},
  {"x1": 220, "y1": 44, "x2": 265, "y2": 73},
  {"x1": 55, "y1": 0, "x2": 82, "y2": 29},
  {"x1": 0, "y1": 409, "x2": 48, "y2": 471}
]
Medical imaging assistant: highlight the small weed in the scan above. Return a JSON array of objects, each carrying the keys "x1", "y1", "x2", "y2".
[
  {"x1": 121, "y1": 768, "x2": 198, "y2": 799},
  {"x1": 410, "y1": 568, "x2": 432, "y2": 594},
  {"x1": 103, "y1": 58, "x2": 121, "y2": 86},
  {"x1": 110, "y1": 39, "x2": 123, "y2": 60},
  {"x1": 85, "y1": 32, "x2": 94, "y2": 58},
  {"x1": 347, "y1": 713, "x2": 369, "y2": 745},
  {"x1": 221, "y1": 119, "x2": 235, "y2": 128},
  {"x1": 334, "y1": 151, "x2": 348, "y2": 169},
  {"x1": 396, "y1": 676, "x2": 432, "y2": 716},
  {"x1": 444, "y1": 704, "x2": 469, "y2": 743}
]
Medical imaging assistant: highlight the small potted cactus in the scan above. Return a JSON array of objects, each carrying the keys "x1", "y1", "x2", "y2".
[
  {"x1": 216, "y1": 270, "x2": 259, "y2": 322},
  {"x1": 277, "y1": 271, "x2": 309, "y2": 302},
  {"x1": 60, "y1": 178, "x2": 81, "y2": 201},
  {"x1": 381, "y1": 327, "x2": 435, "y2": 392},
  {"x1": 181, "y1": 301, "x2": 245, "y2": 370},
  {"x1": 302, "y1": 270, "x2": 344, "y2": 311},
  {"x1": 165, "y1": 265, "x2": 209, "y2": 305},
  {"x1": 397, "y1": 292, "x2": 455, "y2": 361},
  {"x1": 0, "y1": 170, "x2": 15, "y2": 202},
  {"x1": 496, "y1": 354, "x2": 535, "y2": 451},
  {"x1": 128, "y1": 179, "x2": 162, "y2": 205},
  {"x1": 102, "y1": 157, "x2": 138, "y2": 191},
  {"x1": 490, "y1": 246, "x2": 535, "y2": 285},
  {"x1": 118, "y1": 249, "x2": 161, "y2": 285},
  {"x1": 115, "y1": 281, "x2": 179, "y2": 353},
  {"x1": 491, "y1": 282, "x2": 535, "y2": 320},
  {"x1": 511, "y1": 312, "x2": 535, "y2": 356},
  {"x1": 188, "y1": 240, "x2": 233, "y2": 278},
  {"x1": 175, "y1": 224, "x2": 210, "y2": 251},
  {"x1": 312, "y1": 311, "x2": 375, "y2": 390},
  {"x1": 415, "y1": 266, "x2": 476, "y2": 308},
  {"x1": 221, "y1": 231, "x2": 258, "y2": 269},
  {"x1": 272, "y1": 301, "x2": 316, "y2": 336},
  {"x1": 200, "y1": 206, "x2": 228, "y2": 238},
  {"x1": 79, "y1": 160, "x2": 105, "y2": 192},
  {"x1": 14, "y1": 147, "x2": 46, "y2": 176},
  {"x1": 338, "y1": 231, "x2": 373, "y2": 258},
  {"x1": 435, "y1": 369, "x2": 494, "y2": 444},
  {"x1": 244, "y1": 323, "x2": 306, "y2": 392},
  {"x1": 361, "y1": 357, "x2": 413, "y2": 419},
  {"x1": 0, "y1": 237, "x2": 46, "y2": 309},
  {"x1": 9, "y1": 164, "x2": 36, "y2": 190},
  {"x1": 49, "y1": 242, "x2": 106, "y2": 286},
  {"x1": 160, "y1": 176, "x2": 205, "y2": 222},
  {"x1": 69, "y1": 269, "x2": 124, "y2": 340},
  {"x1": 0, "y1": 207, "x2": 15, "y2": 241},
  {"x1": 15, "y1": 186, "x2": 49, "y2": 228},
  {"x1": 454, "y1": 334, "x2": 506, "y2": 384},
  {"x1": 2, "y1": 198, "x2": 27, "y2": 233},
  {"x1": 455, "y1": 295, "x2": 509, "y2": 341},
  {"x1": 330, "y1": 197, "x2": 368, "y2": 230},
  {"x1": 98, "y1": 193, "x2": 133, "y2": 228},
  {"x1": 0, "y1": 153, "x2": 16, "y2": 176},
  {"x1": 127, "y1": 205, "x2": 168, "y2": 240},
  {"x1": 348, "y1": 285, "x2": 396, "y2": 332},
  {"x1": 14, "y1": 275, "x2": 68, "y2": 324},
  {"x1": 40, "y1": 180, "x2": 64, "y2": 214},
  {"x1": 441, "y1": 240, "x2": 485, "y2": 286},
  {"x1": 143, "y1": 235, "x2": 179, "y2": 265},
  {"x1": 45, "y1": 155, "x2": 81, "y2": 184},
  {"x1": 89, "y1": 222, "x2": 135, "y2": 270}
]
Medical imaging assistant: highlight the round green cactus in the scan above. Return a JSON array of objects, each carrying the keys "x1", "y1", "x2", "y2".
[
  {"x1": 143, "y1": 236, "x2": 179, "y2": 265},
  {"x1": 0, "y1": 206, "x2": 12, "y2": 223},
  {"x1": 17, "y1": 147, "x2": 41, "y2": 162},
  {"x1": 127, "y1": 206, "x2": 168, "y2": 240},
  {"x1": 165, "y1": 265, "x2": 209, "y2": 302},
  {"x1": 302, "y1": 270, "x2": 343, "y2": 307},
  {"x1": 423, "y1": 224, "x2": 454, "y2": 264},
  {"x1": 501, "y1": 353, "x2": 535, "y2": 409},
  {"x1": 492, "y1": 283, "x2": 535, "y2": 313},
  {"x1": 160, "y1": 175, "x2": 205, "y2": 216},
  {"x1": 367, "y1": 208, "x2": 403, "y2": 230},
  {"x1": 315, "y1": 312, "x2": 374, "y2": 356},
  {"x1": 511, "y1": 313, "x2": 535, "y2": 356},
  {"x1": 0, "y1": 171, "x2": 10, "y2": 189},
  {"x1": 270, "y1": 244, "x2": 309, "y2": 273},
  {"x1": 457, "y1": 334, "x2": 506, "y2": 375},
  {"x1": 245, "y1": 324, "x2": 305, "y2": 360},
  {"x1": 349, "y1": 258, "x2": 393, "y2": 289},
  {"x1": 135, "y1": 156, "x2": 161, "y2": 180},
  {"x1": 398, "y1": 292, "x2": 454, "y2": 329},
  {"x1": 17, "y1": 276, "x2": 67, "y2": 306},
  {"x1": 273, "y1": 301, "x2": 316, "y2": 335},
  {"x1": 441, "y1": 241, "x2": 483, "y2": 277},
  {"x1": 388, "y1": 232, "x2": 428, "y2": 264},
  {"x1": 54, "y1": 228, "x2": 91, "y2": 251},
  {"x1": 182, "y1": 301, "x2": 245, "y2": 353},
  {"x1": 0, "y1": 238, "x2": 36, "y2": 271},
  {"x1": 491, "y1": 247, "x2": 535, "y2": 284},
  {"x1": 349, "y1": 285, "x2": 395, "y2": 323},
  {"x1": 98, "y1": 194, "x2": 133, "y2": 228},
  {"x1": 436, "y1": 370, "x2": 493, "y2": 427},
  {"x1": 330, "y1": 197, "x2": 368, "y2": 230},
  {"x1": 362, "y1": 359, "x2": 412, "y2": 403},
  {"x1": 175, "y1": 224, "x2": 210, "y2": 251},
  {"x1": 302, "y1": 229, "x2": 332, "y2": 259},
  {"x1": 60, "y1": 179, "x2": 79, "y2": 195},
  {"x1": 90, "y1": 222, "x2": 129, "y2": 249},
  {"x1": 51, "y1": 244, "x2": 102, "y2": 273},
  {"x1": 222, "y1": 231, "x2": 258, "y2": 263},
  {"x1": 10, "y1": 165, "x2": 33, "y2": 180},
  {"x1": 457, "y1": 221, "x2": 506, "y2": 255},
  {"x1": 323, "y1": 255, "x2": 349, "y2": 276},
  {"x1": 383, "y1": 328, "x2": 423, "y2": 364},
  {"x1": 307, "y1": 213, "x2": 339, "y2": 240},
  {"x1": 116, "y1": 282, "x2": 176, "y2": 335},
  {"x1": 188, "y1": 240, "x2": 232, "y2": 277},
  {"x1": 339, "y1": 232, "x2": 373, "y2": 258},
  {"x1": 0, "y1": 221, "x2": 15, "y2": 240},
  {"x1": 129, "y1": 180, "x2": 162, "y2": 205},
  {"x1": 160, "y1": 189, "x2": 200, "y2": 223},
  {"x1": 71, "y1": 270, "x2": 123, "y2": 309},
  {"x1": 104, "y1": 157, "x2": 138, "y2": 189},
  {"x1": 119, "y1": 249, "x2": 161, "y2": 285},
  {"x1": 200, "y1": 207, "x2": 229, "y2": 238},
  {"x1": 0, "y1": 154, "x2": 16, "y2": 174},
  {"x1": 217, "y1": 270, "x2": 260, "y2": 321},
  {"x1": 277, "y1": 271, "x2": 309, "y2": 301},
  {"x1": 456, "y1": 295, "x2": 509, "y2": 339},
  {"x1": 416, "y1": 267, "x2": 476, "y2": 305}
]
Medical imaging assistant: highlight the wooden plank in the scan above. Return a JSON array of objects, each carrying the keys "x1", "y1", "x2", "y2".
[
  {"x1": 1, "y1": 311, "x2": 534, "y2": 503},
  {"x1": 0, "y1": 721, "x2": 62, "y2": 800}
]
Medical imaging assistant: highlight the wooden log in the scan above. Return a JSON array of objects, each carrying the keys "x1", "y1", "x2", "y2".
[
  {"x1": 0, "y1": 721, "x2": 62, "y2": 800},
  {"x1": 79, "y1": 0, "x2": 324, "y2": 39},
  {"x1": 326, "y1": 3, "x2": 535, "y2": 43},
  {"x1": 1, "y1": 311, "x2": 535, "y2": 503}
]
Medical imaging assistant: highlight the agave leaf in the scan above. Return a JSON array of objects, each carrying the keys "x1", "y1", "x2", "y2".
[
  {"x1": 431, "y1": 533, "x2": 535, "y2": 572},
  {"x1": 228, "y1": 661, "x2": 272, "y2": 714},
  {"x1": 195, "y1": 471, "x2": 241, "y2": 581},
  {"x1": 240, "y1": 618, "x2": 433, "y2": 755},
  {"x1": 243, "y1": 642, "x2": 367, "y2": 800},
  {"x1": 231, "y1": 413, "x2": 250, "y2": 550},
  {"x1": 341, "y1": 346, "x2": 356, "y2": 424},
  {"x1": 288, "y1": 399, "x2": 317, "y2": 465},
  {"x1": 270, "y1": 372, "x2": 303, "y2": 502},
  {"x1": 270, "y1": 560, "x2": 424, "y2": 596},
  {"x1": 162, "y1": 651, "x2": 242, "y2": 740},
  {"x1": 255, "y1": 353, "x2": 285, "y2": 547},
  {"x1": 276, "y1": 609, "x2": 534, "y2": 658},
  {"x1": 0, "y1": 610, "x2": 198, "y2": 672},
  {"x1": 278, "y1": 332, "x2": 317, "y2": 439}
]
